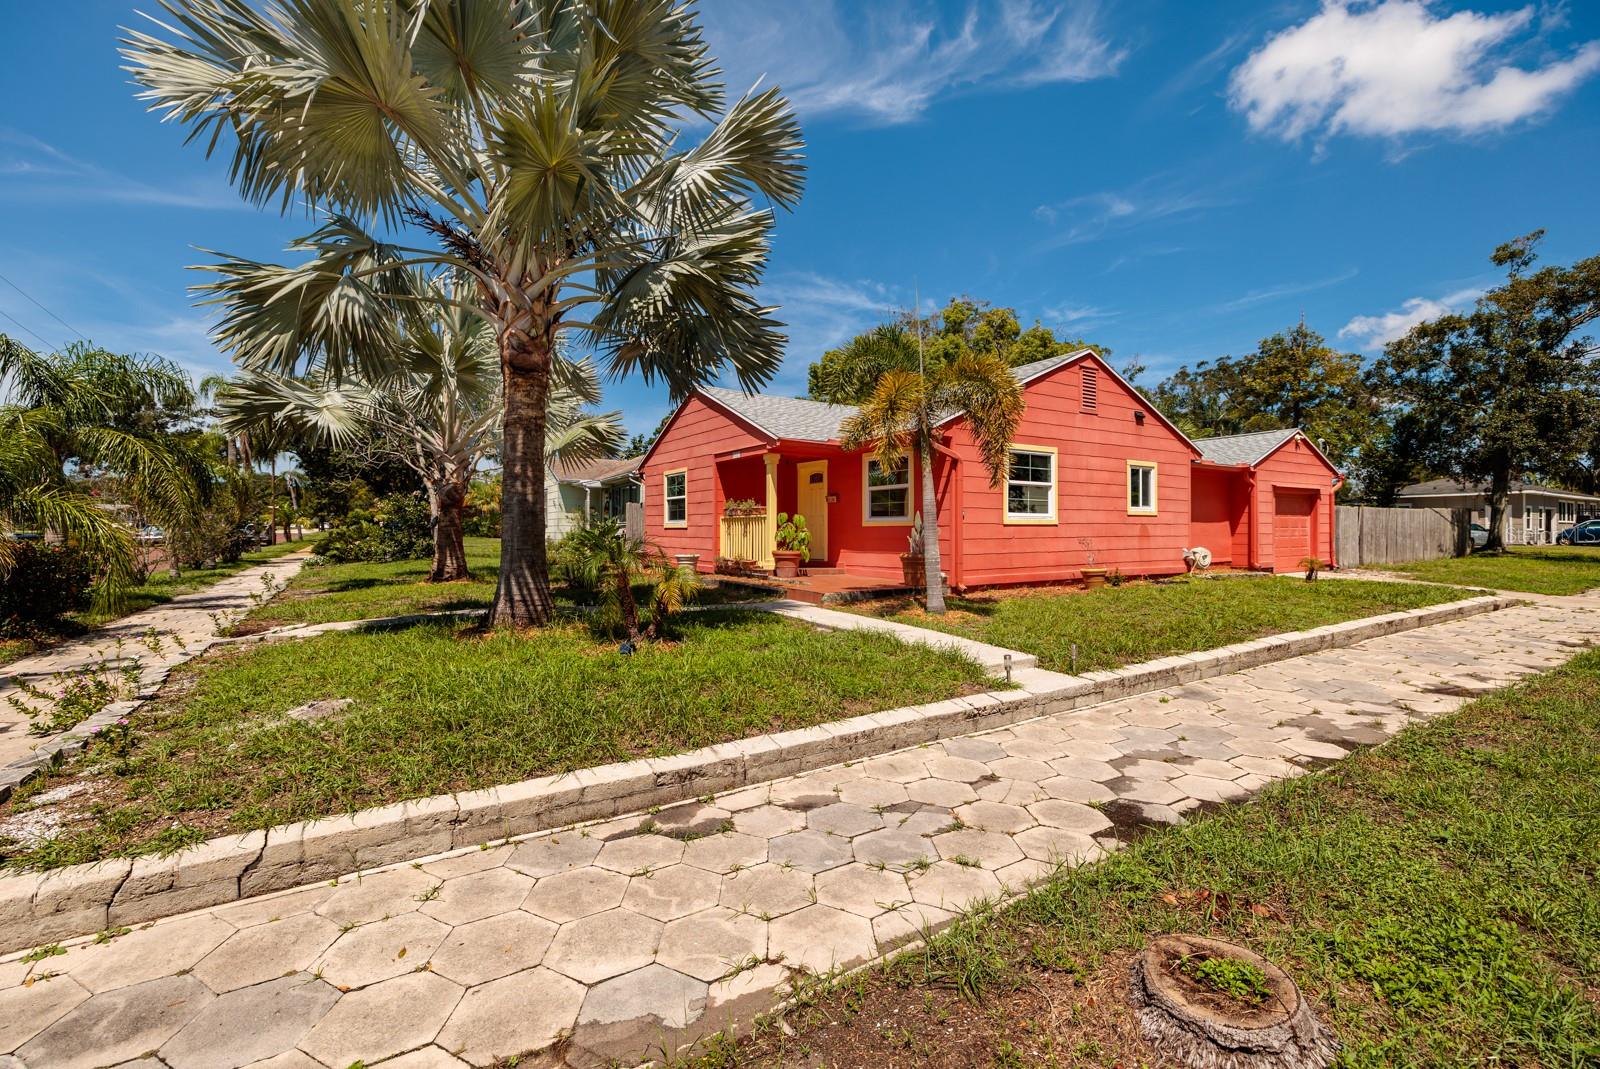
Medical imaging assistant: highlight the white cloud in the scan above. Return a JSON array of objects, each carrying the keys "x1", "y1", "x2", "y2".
[
  {"x1": 1218, "y1": 268, "x2": 1360, "y2": 312},
  {"x1": 1043, "y1": 303, "x2": 1117, "y2": 326},
  {"x1": 1229, "y1": 1, "x2": 1600, "y2": 144},
  {"x1": 699, "y1": 0, "x2": 1126, "y2": 125},
  {"x1": 0, "y1": 129, "x2": 244, "y2": 211},
  {"x1": 1339, "y1": 286, "x2": 1484, "y2": 348},
  {"x1": 1033, "y1": 184, "x2": 1226, "y2": 250}
]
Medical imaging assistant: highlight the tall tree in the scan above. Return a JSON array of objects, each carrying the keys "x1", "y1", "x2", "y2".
[
  {"x1": 0, "y1": 338, "x2": 205, "y2": 600},
  {"x1": 809, "y1": 298, "x2": 1105, "y2": 405},
  {"x1": 126, "y1": 0, "x2": 804, "y2": 628},
  {"x1": 1372, "y1": 231, "x2": 1600, "y2": 549},
  {"x1": 839, "y1": 345, "x2": 1024, "y2": 613},
  {"x1": 1150, "y1": 322, "x2": 1376, "y2": 471}
]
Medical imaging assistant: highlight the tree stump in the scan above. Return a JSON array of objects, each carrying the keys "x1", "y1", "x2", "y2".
[{"x1": 1128, "y1": 935, "x2": 1337, "y2": 1069}]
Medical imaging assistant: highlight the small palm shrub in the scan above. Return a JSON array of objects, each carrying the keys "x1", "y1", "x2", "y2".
[
  {"x1": 563, "y1": 517, "x2": 701, "y2": 643},
  {"x1": 0, "y1": 542, "x2": 94, "y2": 636}
]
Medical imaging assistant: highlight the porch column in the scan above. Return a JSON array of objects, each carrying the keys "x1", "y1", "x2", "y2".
[{"x1": 762, "y1": 452, "x2": 779, "y2": 570}]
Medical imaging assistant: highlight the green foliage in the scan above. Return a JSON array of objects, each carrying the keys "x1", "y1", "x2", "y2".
[
  {"x1": 775, "y1": 512, "x2": 812, "y2": 558},
  {"x1": 0, "y1": 542, "x2": 93, "y2": 636},
  {"x1": 1371, "y1": 232, "x2": 1600, "y2": 542},
  {"x1": 313, "y1": 494, "x2": 432, "y2": 564},
  {"x1": 808, "y1": 298, "x2": 1107, "y2": 405},
  {"x1": 1180, "y1": 954, "x2": 1270, "y2": 1005},
  {"x1": 1148, "y1": 322, "x2": 1375, "y2": 476},
  {"x1": 462, "y1": 476, "x2": 502, "y2": 537}
]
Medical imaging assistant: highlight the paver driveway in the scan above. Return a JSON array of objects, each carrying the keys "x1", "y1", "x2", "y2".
[
  {"x1": 3, "y1": 592, "x2": 1597, "y2": 1068},
  {"x1": 0, "y1": 552, "x2": 307, "y2": 770}
]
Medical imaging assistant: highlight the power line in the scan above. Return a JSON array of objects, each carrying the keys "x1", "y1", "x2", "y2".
[
  {"x1": 0, "y1": 305, "x2": 58, "y2": 352},
  {"x1": 0, "y1": 269, "x2": 90, "y2": 345}
]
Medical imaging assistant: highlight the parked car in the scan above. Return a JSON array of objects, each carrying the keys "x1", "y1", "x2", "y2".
[
  {"x1": 1469, "y1": 523, "x2": 1489, "y2": 548},
  {"x1": 135, "y1": 525, "x2": 165, "y2": 544},
  {"x1": 1556, "y1": 519, "x2": 1600, "y2": 546}
]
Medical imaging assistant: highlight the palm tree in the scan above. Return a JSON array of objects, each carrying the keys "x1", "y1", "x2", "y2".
[
  {"x1": 564, "y1": 516, "x2": 700, "y2": 644},
  {"x1": 1, "y1": 337, "x2": 205, "y2": 601},
  {"x1": 216, "y1": 277, "x2": 622, "y2": 581},
  {"x1": 840, "y1": 343, "x2": 1025, "y2": 613},
  {"x1": 124, "y1": 0, "x2": 805, "y2": 628}
]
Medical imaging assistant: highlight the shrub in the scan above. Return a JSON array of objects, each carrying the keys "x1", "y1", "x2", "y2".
[
  {"x1": 462, "y1": 476, "x2": 501, "y2": 537},
  {"x1": 313, "y1": 493, "x2": 433, "y2": 563},
  {"x1": 0, "y1": 541, "x2": 94, "y2": 636}
]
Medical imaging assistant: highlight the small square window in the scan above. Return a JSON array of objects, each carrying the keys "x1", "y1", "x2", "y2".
[{"x1": 864, "y1": 456, "x2": 912, "y2": 522}]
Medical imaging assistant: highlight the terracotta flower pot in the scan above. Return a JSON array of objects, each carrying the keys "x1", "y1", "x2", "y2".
[
  {"x1": 901, "y1": 553, "x2": 925, "y2": 588},
  {"x1": 1081, "y1": 566, "x2": 1109, "y2": 589},
  {"x1": 773, "y1": 549, "x2": 803, "y2": 579}
]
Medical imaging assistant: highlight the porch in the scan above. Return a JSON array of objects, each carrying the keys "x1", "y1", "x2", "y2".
[
  {"x1": 712, "y1": 442, "x2": 917, "y2": 581},
  {"x1": 713, "y1": 566, "x2": 919, "y2": 606}
]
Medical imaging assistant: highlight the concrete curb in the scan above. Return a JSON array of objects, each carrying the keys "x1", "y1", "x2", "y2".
[{"x1": 0, "y1": 593, "x2": 1513, "y2": 953}]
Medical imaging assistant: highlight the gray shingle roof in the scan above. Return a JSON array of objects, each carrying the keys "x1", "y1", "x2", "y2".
[
  {"x1": 1398, "y1": 478, "x2": 1600, "y2": 500},
  {"x1": 1193, "y1": 428, "x2": 1299, "y2": 467},
  {"x1": 1010, "y1": 350, "x2": 1083, "y2": 383},
  {"x1": 699, "y1": 386, "x2": 859, "y2": 443}
]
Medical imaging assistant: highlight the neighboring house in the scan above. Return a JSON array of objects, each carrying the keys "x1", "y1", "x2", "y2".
[
  {"x1": 1191, "y1": 429, "x2": 1343, "y2": 572},
  {"x1": 640, "y1": 349, "x2": 1344, "y2": 586},
  {"x1": 546, "y1": 456, "x2": 644, "y2": 538},
  {"x1": 1396, "y1": 478, "x2": 1600, "y2": 545}
]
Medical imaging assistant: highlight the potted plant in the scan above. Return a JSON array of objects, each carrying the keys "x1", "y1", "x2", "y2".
[
  {"x1": 723, "y1": 498, "x2": 762, "y2": 517},
  {"x1": 1078, "y1": 536, "x2": 1109, "y2": 588},
  {"x1": 773, "y1": 512, "x2": 810, "y2": 578},
  {"x1": 901, "y1": 511, "x2": 926, "y2": 588}
]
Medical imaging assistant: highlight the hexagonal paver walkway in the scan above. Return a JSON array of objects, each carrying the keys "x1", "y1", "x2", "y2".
[
  {"x1": 0, "y1": 551, "x2": 309, "y2": 770},
  {"x1": 3, "y1": 592, "x2": 1597, "y2": 1068}
]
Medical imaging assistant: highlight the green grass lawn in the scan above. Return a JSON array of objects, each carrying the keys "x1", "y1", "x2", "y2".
[
  {"x1": 849, "y1": 576, "x2": 1471, "y2": 674},
  {"x1": 696, "y1": 649, "x2": 1600, "y2": 1069},
  {"x1": 0, "y1": 610, "x2": 997, "y2": 870},
  {"x1": 0, "y1": 540, "x2": 312, "y2": 668},
  {"x1": 1390, "y1": 544, "x2": 1600, "y2": 596},
  {"x1": 239, "y1": 536, "x2": 762, "y2": 630}
]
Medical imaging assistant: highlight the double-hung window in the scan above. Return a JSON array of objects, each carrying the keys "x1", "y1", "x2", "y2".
[
  {"x1": 863, "y1": 456, "x2": 912, "y2": 522},
  {"x1": 663, "y1": 470, "x2": 687, "y2": 527},
  {"x1": 1005, "y1": 448, "x2": 1056, "y2": 522},
  {"x1": 1128, "y1": 462, "x2": 1157, "y2": 514}
]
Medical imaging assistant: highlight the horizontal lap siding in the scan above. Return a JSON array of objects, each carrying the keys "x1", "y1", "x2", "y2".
[
  {"x1": 947, "y1": 359, "x2": 1195, "y2": 587},
  {"x1": 1251, "y1": 437, "x2": 1340, "y2": 570},
  {"x1": 642, "y1": 397, "x2": 768, "y2": 565}
]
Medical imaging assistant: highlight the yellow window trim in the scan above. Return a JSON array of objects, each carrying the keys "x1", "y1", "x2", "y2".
[
  {"x1": 662, "y1": 467, "x2": 688, "y2": 528},
  {"x1": 861, "y1": 453, "x2": 914, "y2": 526},
  {"x1": 1127, "y1": 459, "x2": 1158, "y2": 516},
  {"x1": 1003, "y1": 443, "x2": 1059, "y2": 526}
]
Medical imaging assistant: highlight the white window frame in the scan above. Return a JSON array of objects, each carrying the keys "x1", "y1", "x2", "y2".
[
  {"x1": 1004, "y1": 445, "x2": 1058, "y2": 524},
  {"x1": 662, "y1": 468, "x2": 688, "y2": 528},
  {"x1": 1127, "y1": 461, "x2": 1158, "y2": 515},
  {"x1": 861, "y1": 455, "x2": 913, "y2": 525}
]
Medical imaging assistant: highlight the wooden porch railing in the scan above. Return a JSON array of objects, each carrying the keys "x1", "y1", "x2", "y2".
[{"x1": 720, "y1": 512, "x2": 770, "y2": 566}]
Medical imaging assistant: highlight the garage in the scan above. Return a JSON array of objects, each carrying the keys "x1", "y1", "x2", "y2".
[{"x1": 1273, "y1": 489, "x2": 1318, "y2": 572}]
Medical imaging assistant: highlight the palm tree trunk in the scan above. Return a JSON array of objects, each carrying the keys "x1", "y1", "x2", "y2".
[
  {"x1": 489, "y1": 317, "x2": 556, "y2": 628},
  {"x1": 919, "y1": 442, "x2": 946, "y2": 613},
  {"x1": 429, "y1": 477, "x2": 471, "y2": 582}
]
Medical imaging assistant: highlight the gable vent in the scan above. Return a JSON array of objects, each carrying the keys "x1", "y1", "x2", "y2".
[{"x1": 1081, "y1": 364, "x2": 1099, "y2": 411}]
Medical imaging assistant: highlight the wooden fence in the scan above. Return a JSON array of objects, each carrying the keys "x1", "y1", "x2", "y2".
[
  {"x1": 624, "y1": 501, "x2": 644, "y2": 542},
  {"x1": 1336, "y1": 505, "x2": 1471, "y2": 567}
]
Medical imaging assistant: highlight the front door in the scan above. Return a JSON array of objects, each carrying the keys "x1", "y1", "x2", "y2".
[{"x1": 796, "y1": 460, "x2": 829, "y2": 562}]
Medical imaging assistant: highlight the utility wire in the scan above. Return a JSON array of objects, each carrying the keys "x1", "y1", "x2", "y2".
[
  {"x1": 0, "y1": 305, "x2": 58, "y2": 352},
  {"x1": 0, "y1": 269, "x2": 90, "y2": 344}
]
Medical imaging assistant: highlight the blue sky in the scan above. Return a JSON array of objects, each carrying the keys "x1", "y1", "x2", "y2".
[{"x1": 2, "y1": 1, "x2": 1598, "y2": 438}]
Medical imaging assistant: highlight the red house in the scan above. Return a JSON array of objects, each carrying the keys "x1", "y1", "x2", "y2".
[{"x1": 640, "y1": 349, "x2": 1342, "y2": 588}]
